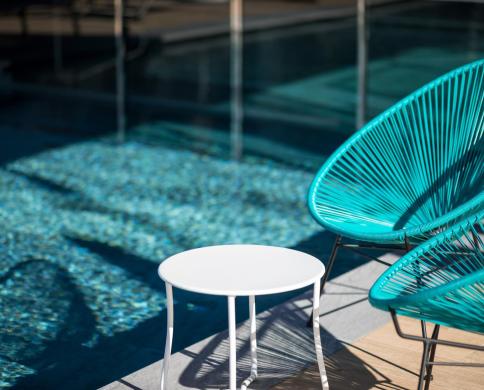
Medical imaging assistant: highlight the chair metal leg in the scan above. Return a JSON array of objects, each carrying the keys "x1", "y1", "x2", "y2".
[
  {"x1": 312, "y1": 279, "x2": 329, "y2": 390},
  {"x1": 418, "y1": 340, "x2": 430, "y2": 390},
  {"x1": 161, "y1": 283, "x2": 174, "y2": 390},
  {"x1": 391, "y1": 310, "x2": 484, "y2": 389},
  {"x1": 307, "y1": 235, "x2": 341, "y2": 327},
  {"x1": 419, "y1": 320, "x2": 429, "y2": 390},
  {"x1": 320, "y1": 235, "x2": 342, "y2": 292},
  {"x1": 391, "y1": 309, "x2": 484, "y2": 351},
  {"x1": 241, "y1": 295, "x2": 257, "y2": 390},
  {"x1": 424, "y1": 325, "x2": 440, "y2": 390}
]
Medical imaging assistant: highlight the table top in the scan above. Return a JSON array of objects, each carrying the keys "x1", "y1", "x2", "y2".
[{"x1": 158, "y1": 245, "x2": 325, "y2": 296}]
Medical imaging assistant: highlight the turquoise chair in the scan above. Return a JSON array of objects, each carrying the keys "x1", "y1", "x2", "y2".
[
  {"x1": 369, "y1": 211, "x2": 484, "y2": 390},
  {"x1": 308, "y1": 59, "x2": 484, "y2": 307}
]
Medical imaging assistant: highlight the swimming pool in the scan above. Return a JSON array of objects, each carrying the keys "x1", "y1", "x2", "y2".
[{"x1": 0, "y1": 2, "x2": 483, "y2": 388}]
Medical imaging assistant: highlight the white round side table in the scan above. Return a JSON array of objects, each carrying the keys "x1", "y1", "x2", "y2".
[{"x1": 158, "y1": 244, "x2": 329, "y2": 390}]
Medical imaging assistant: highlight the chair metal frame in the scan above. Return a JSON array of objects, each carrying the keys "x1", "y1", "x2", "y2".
[{"x1": 390, "y1": 310, "x2": 484, "y2": 390}]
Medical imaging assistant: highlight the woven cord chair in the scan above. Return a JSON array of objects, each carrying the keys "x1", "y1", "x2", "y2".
[
  {"x1": 307, "y1": 59, "x2": 484, "y2": 324},
  {"x1": 369, "y1": 211, "x2": 484, "y2": 390}
]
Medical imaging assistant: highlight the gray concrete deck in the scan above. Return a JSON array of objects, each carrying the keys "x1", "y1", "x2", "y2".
[{"x1": 100, "y1": 252, "x2": 398, "y2": 389}]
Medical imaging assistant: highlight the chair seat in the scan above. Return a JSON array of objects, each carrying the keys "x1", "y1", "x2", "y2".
[
  {"x1": 312, "y1": 191, "x2": 484, "y2": 244},
  {"x1": 308, "y1": 59, "x2": 484, "y2": 244},
  {"x1": 369, "y1": 212, "x2": 484, "y2": 333}
]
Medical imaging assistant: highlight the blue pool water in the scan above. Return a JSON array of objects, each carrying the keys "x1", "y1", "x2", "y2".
[{"x1": 0, "y1": 1, "x2": 483, "y2": 388}]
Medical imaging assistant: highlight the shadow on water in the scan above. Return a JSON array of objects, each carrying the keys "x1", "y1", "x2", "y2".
[
  {"x1": 69, "y1": 237, "x2": 162, "y2": 291},
  {"x1": 7, "y1": 167, "x2": 78, "y2": 196},
  {"x1": 3, "y1": 255, "x2": 167, "y2": 389},
  {"x1": 0, "y1": 259, "x2": 96, "y2": 389}
]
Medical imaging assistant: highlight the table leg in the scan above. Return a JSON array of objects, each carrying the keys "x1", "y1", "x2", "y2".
[
  {"x1": 228, "y1": 296, "x2": 237, "y2": 390},
  {"x1": 241, "y1": 295, "x2": 258, "y2": 390},
  {"x1": 161, "y1": 283, "x2": 174, "y2": 390},
  {"x1": 312, "y1": 280, "x2": 329, "y2": 390}
]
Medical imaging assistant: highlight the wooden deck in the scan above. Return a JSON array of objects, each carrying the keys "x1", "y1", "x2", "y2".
[{"x1": 272, "y1": 317, "x2": 484, "y2": 390}]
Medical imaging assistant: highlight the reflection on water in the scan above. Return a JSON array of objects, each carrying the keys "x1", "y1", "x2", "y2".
[
  {"x1": 356, "y1": 0, "x2": 368, "y2": 129},
  {"x1": 115, "y1": 0, "x2": 126, "y2": 143},
  {"x1": 230, "y1": 0, "x2": 243, "y2": 160}
]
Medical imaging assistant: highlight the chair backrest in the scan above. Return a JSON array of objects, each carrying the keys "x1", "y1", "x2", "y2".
[
  {"x1": 369, "y1": 211, "x2": 484, "y2": 333},
  {"x1": 309, "y1": 59, "x2": 484, "y2": 243}
]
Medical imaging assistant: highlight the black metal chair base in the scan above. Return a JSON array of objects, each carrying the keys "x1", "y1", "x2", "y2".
[
  {"x1": 306, "y1": 235, "x2": 408, "y2": 327},
  {"x1": 390, "y1": 310, "x2": 484, "y2": 390}
]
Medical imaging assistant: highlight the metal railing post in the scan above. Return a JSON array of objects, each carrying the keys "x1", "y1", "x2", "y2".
[
  {"x1": 115, "y1": 0, "x2": 126, "y2": 143},
  {"x1": 356, "y1": 0, "x2": 368, "y2": 130},
  {"x1": 230, "y1": 0, "x2": 243, "y2": 160}
]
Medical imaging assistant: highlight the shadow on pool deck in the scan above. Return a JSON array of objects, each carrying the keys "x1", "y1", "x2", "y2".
[
  {"x1": 274, "y1": 317, "x2": 484, "y2": 390},
  {"x1": 101, "y1": 253, "x2": 392, "y2": 389}
]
